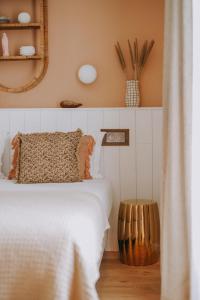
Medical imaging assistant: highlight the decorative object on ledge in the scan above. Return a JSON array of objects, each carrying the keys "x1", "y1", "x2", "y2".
[
  {"x1": 115, "y1": 39, "x2": 155, "y2": 107},
  {"x1": 78, "y1": 64, "x2": 97, "y2": 84},
  {"x1": 0, "y1": 0, "x2": 48, "y2": 93},
  {"x1": 18, "y1": 12, "x2": 31, "y2": 24},
  {"x1": 101, "y1": 129, "x2": 129, "y2": 146},
  {"x1": 60, "y1": 100, "x2": 82, "y2": 108},
  {"x1": 125, "y1": 79, "x2": 140, "y2": 107},
  {"x1": 0, "y1": 17, "x2": 10, "y2": 24},
  {"x1": 2, "y1": 32, "x2": 9, "y2": 56},
  {"x1": 20, "y1": 46, "x2": 36, "y2": 56}
]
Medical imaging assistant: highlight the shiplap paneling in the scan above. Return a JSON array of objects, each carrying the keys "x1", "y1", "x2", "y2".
[
  {"x1": 103, "y1": 110, "x2": 121, "y2": 251},
  {"x1": 0, "y1": 108, "x2": 163, "y2": 251},
  {"x1": 24, "y1": 110, "x2": 41, "y2": 133},
  {"x1": 119, "y1": 110, "x2": 136, "y2": 201},
  {"x1": 136, "y1": 143, "x2": 153, "y2": 199},
  {"x1": 153, "y1": 110, "x2": 163, "y2": 205},
  {"x1": 56, "y1": 110, "x2": 72, "y2": 132},
  {"x1": 71, "y1": 110, "x2": 88, "y2": 133}
]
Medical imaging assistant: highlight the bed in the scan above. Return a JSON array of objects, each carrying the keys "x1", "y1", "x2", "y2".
[{"x1": 0, "y1": 178, "x2": 112, "y2": 300}]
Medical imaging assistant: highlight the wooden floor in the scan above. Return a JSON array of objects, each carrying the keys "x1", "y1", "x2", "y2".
[{"x1": 97, "y1": 252, "x2": 160, "y2": 300}]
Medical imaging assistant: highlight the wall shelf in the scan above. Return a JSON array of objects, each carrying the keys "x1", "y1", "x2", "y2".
[
  {"x1": 0, "y1": 0, "x2": 48, "y2": 93},
  {"x1": 0, "y1": 23, "x2": 41, "y2": 30},
  {"x1": 0, "y1": 55, "x2": 42, "y2": 61}
]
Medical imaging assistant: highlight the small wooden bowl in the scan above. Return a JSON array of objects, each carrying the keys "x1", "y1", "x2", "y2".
[{"x1": 60, "y1": 101, "x2": 82, "y2": 108}]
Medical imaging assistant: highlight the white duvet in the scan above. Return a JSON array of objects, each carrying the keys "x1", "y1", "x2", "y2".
[{"x1": 0, "y1": 181, "x2": 112, "y2": 300}]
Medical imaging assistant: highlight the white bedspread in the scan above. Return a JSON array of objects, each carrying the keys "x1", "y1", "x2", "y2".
[{"x1": 0, "y1": 181, "x2": 111, "y2": 300}]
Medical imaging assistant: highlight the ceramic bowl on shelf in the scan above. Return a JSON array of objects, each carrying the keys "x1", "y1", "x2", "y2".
[
  {"x1": 20, "y1": 46, "x2": 36, "y2": 57},
  {"x1": 18, "y1": 12, "x2": 31, "y2": 24},
  {"x1": 0, "y1": 16, "x2": 10, "y2": 23}
]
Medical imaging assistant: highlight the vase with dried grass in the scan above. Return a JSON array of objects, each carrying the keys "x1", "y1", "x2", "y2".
[{"x1": 115, "y1": 39, "x2": 155, "y2": 107}]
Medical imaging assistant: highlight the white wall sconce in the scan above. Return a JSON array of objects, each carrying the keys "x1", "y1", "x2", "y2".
[{"x1": 78, "y1": 64, "x2": 97, "y2": 84}]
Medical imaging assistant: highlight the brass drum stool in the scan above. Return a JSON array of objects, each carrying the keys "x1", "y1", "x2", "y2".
[{"x1": 118, "y1": 200, "x2": 160, "y2": 266}]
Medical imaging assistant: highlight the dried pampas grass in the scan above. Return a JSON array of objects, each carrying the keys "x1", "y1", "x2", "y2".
[{"x1": 115, "y1": 39, "x2": 155, "y2": 80}]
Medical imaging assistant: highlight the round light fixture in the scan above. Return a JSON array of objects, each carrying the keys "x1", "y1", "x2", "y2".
[{"x1": 78, "y1": 64, "x2": 97, "y2": 84}]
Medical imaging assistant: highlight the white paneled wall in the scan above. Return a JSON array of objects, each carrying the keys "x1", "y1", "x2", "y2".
[{"x1": 0, "y1": 108, "x2": 163, "y2": 251}]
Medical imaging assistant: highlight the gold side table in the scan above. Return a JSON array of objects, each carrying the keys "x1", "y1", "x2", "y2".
[{"x1": 118, "y1": 200, "x2": 160, "y2": 266}]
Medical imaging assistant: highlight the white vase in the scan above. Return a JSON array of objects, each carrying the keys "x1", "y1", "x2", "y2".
[
  {"x1": 2, "y1": 32, "x2": 9, "y2": 57},
  {"x1": 125, "y1": 80, "x2": 140, "y2": 107}
]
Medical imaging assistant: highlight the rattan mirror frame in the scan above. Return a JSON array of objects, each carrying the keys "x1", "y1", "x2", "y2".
[{"x1": 0, "y1": 0, "x2": 48, "y2": 93}]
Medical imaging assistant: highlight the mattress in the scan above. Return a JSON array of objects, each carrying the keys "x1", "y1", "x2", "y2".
[{"x1": 0, "y1": 179, "x2": 113, "y2": 300}]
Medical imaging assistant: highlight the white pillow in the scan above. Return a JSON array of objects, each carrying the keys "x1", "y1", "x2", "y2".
[
  {"x1": 90, "y1": 132, "x2": 104, "y2": 179},
  {"x1": 0, "y1": 132, "x2": 7, "y2": 179},
  {"x1": 0, "y1": 143, "x2": 4, "y2": 178}
]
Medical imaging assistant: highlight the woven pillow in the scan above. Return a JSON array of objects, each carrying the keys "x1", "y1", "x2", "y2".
[
  {"x1": 9, "y1": 133, "x2": 95, "y2": 181},
  {"x1": 16, "y1": 130, "x2": 82, "y2": 184}
]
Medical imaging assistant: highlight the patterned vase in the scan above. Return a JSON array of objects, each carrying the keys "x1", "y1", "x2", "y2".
[{"x1": 125, "y1": 80, "x2": 140, "y2": 107}]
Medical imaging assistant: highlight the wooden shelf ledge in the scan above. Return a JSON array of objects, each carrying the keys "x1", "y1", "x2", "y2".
[
  {"x1": 0, "y1": 23, "x2": 41, "y2": 30},
  {"x1": 0, "y1": 55, "x2": 42, "y2": 61}
]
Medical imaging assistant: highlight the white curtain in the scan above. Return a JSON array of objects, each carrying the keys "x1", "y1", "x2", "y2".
[
  {"x1": 161, "y1": 0, "x2": 192, "y2": 299},
  {"x1": 191, "y1": 0, "x2": 200, "y2": 299}
]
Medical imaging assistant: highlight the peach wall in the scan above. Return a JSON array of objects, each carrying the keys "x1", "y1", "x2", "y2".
[{"x1": 0, "y1": 0, "x2": 164, "y2": 108}]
